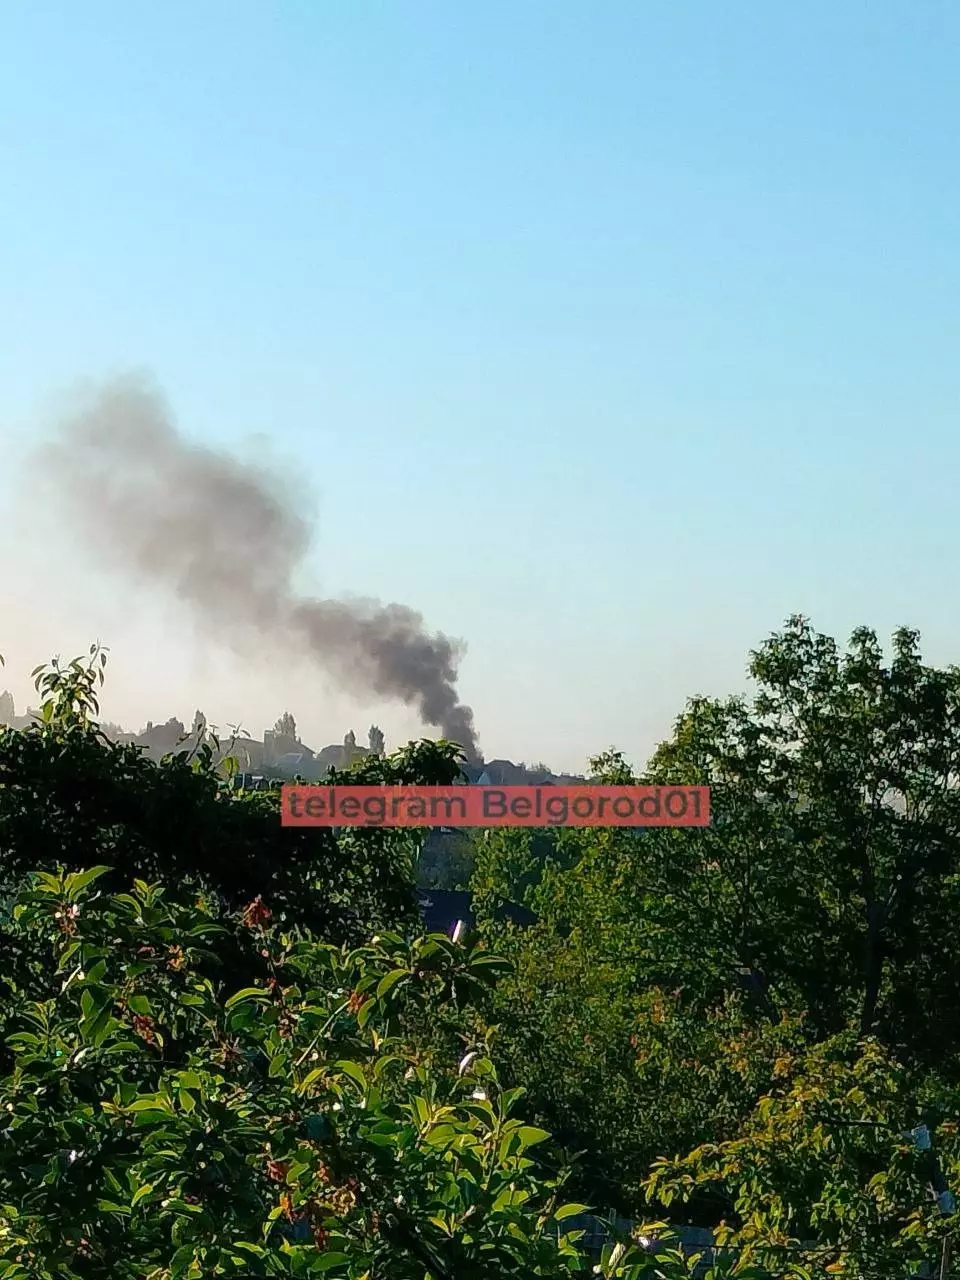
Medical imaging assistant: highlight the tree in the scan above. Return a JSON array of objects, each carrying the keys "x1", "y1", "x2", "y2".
[
  {"x1": 417, "y1": 829, "x2": 478, "y2": 891},
  {"x1": 472, "y1": 619, "x2": 960, "y2": 1221},
  {"x1": 643, "y1": 615, "x2": 960, "y2": 1067},
  {"x1": 273, "y1": 712, "x2": 297, "y2": 741},
  {"x1": 0, "y1": 648, "x2": 464, "y2": 962},
  {"x1": 470, "y1": 751, "x2": 747, "y2": 1210},
  {"x1": 13, "y1": 619, "x2": 960, "y2": 1272},
  {"x1": 645, "y1": 1033, "x2": 960, "y2": 1276},
  {"x1": 473, "y1": 897, "x2": 808, "y2": 1213},
  {"x1": 0, "y1": 865, "x2": 726, "y2": 1279}
]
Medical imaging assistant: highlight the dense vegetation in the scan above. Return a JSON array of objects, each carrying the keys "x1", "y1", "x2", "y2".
[{"x1": 0, "y1": 616, "x2": 959, "y2": 1276}]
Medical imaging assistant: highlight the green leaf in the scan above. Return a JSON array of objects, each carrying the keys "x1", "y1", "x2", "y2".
[
  {"x1": 224, "y1": 986, "x2": 272, "y2": 1009},
  {"x1": 65, "y1": 866, "x2": 113, "y2": 897},
  {"x1": 356, "y1": 998, "x2": 377, "y2": 1028},
  {"x1": 169, "y1": 1243, "x2": 197, "y2": 1278},
  {"x1": 516, "y1": 1126, "x2": 550, "y2": 1149},
  {"x1": 95, "y1": 1199, "x2": 130, "y2": 1215},
  {"x1": 333, "y1": 1060, "x2": 368, "y2": 1092},
  {"x1": 79, "y1": 990, "x2": 116, "y2": 1047},
  {"x1": 467, "y1": 955, "x2": 513, "y2": 975},
  {"x1": 310, "y1": 1254, "x2": 350, "y2": 1272},
  {"x1": 296, "y1": 1068, "x2": 325, "y2": 1095},
  {"x1": 5, "y1": 1033, "x2": 41, "y2": 1050},
  {"x1": 32, "y1": 872, "x2": 64, "y2": 895},
  {"x1": 375, "y1": 968, "x2": 409, "y2": 999},
  {"x1": 554, "y1": 1202, "x2": 590, "y2": 1221}
]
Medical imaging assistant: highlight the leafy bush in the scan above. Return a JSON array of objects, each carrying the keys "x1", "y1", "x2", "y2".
[
  {"x1": 645, "y1": 1034, "x2": 960, "y2": 1277},
  {"x1": 0, "y1": 866, "x2": 734, "y2": 1279}
]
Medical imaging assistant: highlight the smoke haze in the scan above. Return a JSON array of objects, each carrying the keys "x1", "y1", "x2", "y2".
[{"x1": 30, "y1": 375, "x2": 479, "y2": 760}]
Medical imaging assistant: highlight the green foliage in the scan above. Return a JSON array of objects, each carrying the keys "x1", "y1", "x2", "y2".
[
  {"x1": 0, "y1": 649, "x2": 460, "y2": 954},
  {"x1": 417, "y1": 830, "x2": 479, "y2": 891},
  {"x1": 0, "y1": 642, "x2": 751, "y2": 1278},
  {"x1": 473, "y1": 910, "x2": 810, "y2": 1212},
  {"x1": 645, "y1": 615, "x2": 960, "y2": 1061},
  {"x1": 0, "y1": 868, "x2": 723, "y2": 1279},
  {"x1": 6, "y1": 619, "x2": 960, "y2": 1276},
  {"x1": 471, "y1": 617, "x2": 960, "y2": 1264},
  {"x1": 645, "y1": 1034, "x2": 960, "y2": 1277}
]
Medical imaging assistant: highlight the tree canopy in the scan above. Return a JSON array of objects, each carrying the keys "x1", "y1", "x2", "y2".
[
  {"x1": 470, "y1": 617, "x2": 960, "y2": 1271},
  {"x1": 2, "y1": 617, "x2": 960, "y2": 1276}
]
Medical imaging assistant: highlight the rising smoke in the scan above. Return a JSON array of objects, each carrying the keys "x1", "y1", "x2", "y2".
[{"x1": 31, "y1": 375, "x2": 479, "y2": 759}]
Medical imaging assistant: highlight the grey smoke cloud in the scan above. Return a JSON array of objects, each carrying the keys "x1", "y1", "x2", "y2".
[{"x1": 32, "y1": 375, "x2": 479, "y2": 760}]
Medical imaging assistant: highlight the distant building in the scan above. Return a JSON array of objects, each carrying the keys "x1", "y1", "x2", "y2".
[
  {"x1": 227, "y1": 736, "x2": 267, "y2": 770},
  {"x1": 263, "y1": 727, "x2": 309, "y2": 763},
  {"x1": 133, "y1": 717, "x2": 188, "y2": 759},
  {"x1": 313, "y1": 731, "x2": 372, "y2": 772},
  {"x1": 3, "y1": 691, "x2": 580, "y2": 791},
  {"x1": 0, "y1": 692, "x2": 42, "y2": 731},
  {"x1": 274, "y1": 751, "x2": 309, "y2": 771},
  {"x1": 463, "y1": 760, "x2": 584, "y2": 786}
]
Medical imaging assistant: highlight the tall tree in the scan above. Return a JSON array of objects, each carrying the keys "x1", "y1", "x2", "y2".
[
  {"x1": 644, "y1": 615, "x2": 960, "y2": 1066},
  {"x1": 273, "y1": 712, "x2": 297, "y2": 740},
  {"x1": 473, "y1": 619, "x2": 960, "y2": 1214}
]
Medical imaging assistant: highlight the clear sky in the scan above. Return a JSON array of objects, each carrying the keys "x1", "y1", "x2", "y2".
[{"x1": 1, "y1": 2, "x2": 958, "y2": 773}]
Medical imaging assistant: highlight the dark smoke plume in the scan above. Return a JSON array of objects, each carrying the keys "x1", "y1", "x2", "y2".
[{"x1": 32, "y1": 375, "x2": 479, "y2": 759}]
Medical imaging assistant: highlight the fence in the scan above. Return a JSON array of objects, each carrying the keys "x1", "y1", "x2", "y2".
[
  {"x1": 554, "y1": 1215, "x2": 942, "y2": 1278},
  {"x1": 554, "y1": 1215, "x2": 726, "y2": 1277}
]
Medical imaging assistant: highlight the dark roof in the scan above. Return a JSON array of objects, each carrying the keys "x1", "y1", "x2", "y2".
[{"x1": 417, "y1": 888, "x2": 537, "y2": 935}]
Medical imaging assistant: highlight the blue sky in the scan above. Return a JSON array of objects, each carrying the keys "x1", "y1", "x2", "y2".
[{"x1": 1, "y1": 2, "x2": 958, "y2": 772}]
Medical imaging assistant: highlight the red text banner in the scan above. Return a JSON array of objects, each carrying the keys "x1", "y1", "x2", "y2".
[{"x1": 281, "y1": 785, "x2": 710, "y2": 828}]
